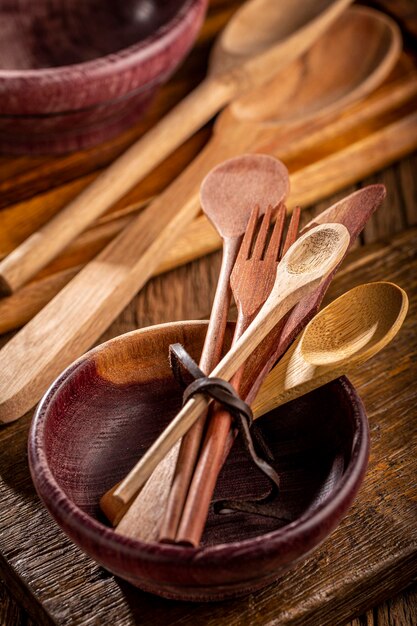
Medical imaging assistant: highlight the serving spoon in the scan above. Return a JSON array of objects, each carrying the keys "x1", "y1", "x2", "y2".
[
  {"x1": 0, "y1": 0, "x2": 352, "y2": 294},
  {"x1": 252, "y1": 281, "x2": 408, "y2": 416},
  {"x1": 112, "y1": 222, "x2": 350, "y2": 507}
]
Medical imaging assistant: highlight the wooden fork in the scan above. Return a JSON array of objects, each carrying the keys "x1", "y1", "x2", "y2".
[{"x1": 170, "y1": 204, "x2": 301, "y2": 546}]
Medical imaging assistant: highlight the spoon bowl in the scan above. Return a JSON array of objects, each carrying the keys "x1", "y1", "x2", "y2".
[
  {"x1": 200, "y1": 153, "x2": 289, "y2": 238},
  {"x1": 231, "y1": 6, "x2": 402, "y2": 123},
  {"x1": 253, "y1": 282, "x2": 408, "y2": 416},
  {"x1": 210, "y1": 0, "x2": 353, "y2": 75},
  {"x1": 302, "y1": 282, "x2": 408, "y2": 366}
]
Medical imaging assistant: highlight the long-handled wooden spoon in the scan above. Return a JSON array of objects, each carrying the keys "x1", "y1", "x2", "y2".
[
  {"x1": 0, "y1": 10, "x2": 403, "y2": 425},
  {"x1": 152, "y1": 156, "x2": 288, "y2": 541},
  {"x1": 0, "y1": 5, "x2": 402, "y2": 273},
  {"x1": 111, "y1": 222, "x2": 350, "y2": 508},
  {"x1": 251, "y1": 281, "x2": 408, "y2": 416},
  {"x1": 0, "y1": 0, "x2": 352, "y2": 295}
]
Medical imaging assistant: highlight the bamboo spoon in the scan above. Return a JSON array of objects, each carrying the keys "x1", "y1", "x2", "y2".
[
  {"x1": 164, "y1": 280, "x2": 408, "y2": 546},
  {"x1": 251, "y1": 282, "x2": 408, "y2": 417},
  {"x1": 0, "y1": 12, "x2": 405, "y2": 424},
  {"x1": 0, "y1": 0, "x2": 352, "y2": 295},
  {"x1": 111, "y1": 223, "x2": 350, "y2": 507},
  {"x1": 151, "y1": 156, "x2": 288, "y2": 541}
]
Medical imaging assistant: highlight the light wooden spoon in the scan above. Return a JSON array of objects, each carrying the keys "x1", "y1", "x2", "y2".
[
  {"x1": 111, "y1": 222, "x2": 350, "y2": 507},
  {"x1": 252, "y1": 281, "x2": 408, "y2": 417},
  {"x1": 0, "y1": 0, "x2": 352, "y2": 294}
]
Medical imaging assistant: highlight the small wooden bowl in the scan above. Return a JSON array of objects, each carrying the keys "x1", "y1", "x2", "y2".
[
  {"x1": 0, "y1": 0, "x2": 207, "y2": 154},
  {"x1": 29, "y1": 321, "x2": 369, "y2": 601}
]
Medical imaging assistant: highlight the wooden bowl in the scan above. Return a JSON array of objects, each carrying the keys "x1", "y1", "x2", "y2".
[
  {"x1": 0, "y1": 0, "x2": 207, "y2": 154},
  {"x1": 29, "y1": 321, "x2": 369, "y2": 601}
]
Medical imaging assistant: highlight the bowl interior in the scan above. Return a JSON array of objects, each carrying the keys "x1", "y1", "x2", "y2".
[
  {"x1": 0, "y1": 0, "x2": 188, "y2": 70},
  {"x1": 39, "y1": 321, "x2": 357, "y2": 547}
]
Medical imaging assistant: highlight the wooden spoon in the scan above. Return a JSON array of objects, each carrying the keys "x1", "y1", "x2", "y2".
[
  {"x1": 111, "y1": 223, "x2": 350, "y2": 507},
  {"x1": 154, "y1": 155, "x2": 288, "y2": 538},
  {"x1": 0, "y1": 0, "x2": 351, "y2": 294},
  {"x1": 252, "y1": 282, "x2": 408, "y2": 416},
  {"x1": 0, "y1": 10, "x2": 403, "y2": 424}
]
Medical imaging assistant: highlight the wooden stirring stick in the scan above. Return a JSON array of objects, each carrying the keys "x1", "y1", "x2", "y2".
[
  {"x1": 110, "y1": 223, "x2": 350, "y2": 509},
  {"x1": 171, "y1": 206, "x2": 299, "y2": 546}
]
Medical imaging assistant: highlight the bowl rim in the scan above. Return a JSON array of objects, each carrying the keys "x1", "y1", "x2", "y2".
[
  {"x1": 28, "y1": 321, "x2": 370, "y2": 574},
  {"x1": 0, "y1": 0, "x2": 200, "y2": 80}
]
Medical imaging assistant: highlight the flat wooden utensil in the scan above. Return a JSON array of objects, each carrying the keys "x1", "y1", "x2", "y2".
[
  {"x1": 111, "y1": 223, "x2": 350, "y2": 508},
  {"x1": 0, "y1": 0, "x2": 352, "y2": 294},
  {"x1": 0, "y1": 17, "x2": 410, "y2": 425}
]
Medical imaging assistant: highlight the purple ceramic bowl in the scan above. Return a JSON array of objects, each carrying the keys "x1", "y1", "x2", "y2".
[
  {"x1": 0, "y1": 0, "x2": 208, "y2": 154},
  {"x1": 29, "y1": 321, "x2": 369, "y2": 601}
]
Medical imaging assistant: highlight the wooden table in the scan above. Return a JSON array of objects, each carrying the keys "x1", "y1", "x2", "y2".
[{"x1": 1, "y1": 1, "x2": 417, "y2": 624}]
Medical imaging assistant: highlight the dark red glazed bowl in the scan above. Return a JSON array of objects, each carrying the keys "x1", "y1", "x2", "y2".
[
  {"x1": 0, "y1": 0, "x2": 208, "y2": 154},
  {"x1": 29, "y1": 321, "x2": 369, "y2": 601}
]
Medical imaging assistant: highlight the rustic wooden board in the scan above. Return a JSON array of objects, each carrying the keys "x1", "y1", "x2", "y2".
[
  {"x1": 0, "y1": 217, "x2": 416, "y2": 626},
  {"x1": 1, "y1": 0, "x2": 417, "y2": 623}
]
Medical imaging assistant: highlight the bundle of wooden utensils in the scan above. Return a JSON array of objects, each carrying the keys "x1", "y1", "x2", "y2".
[{"x1": 98, "y1": 154, "x2": 408, "y2": 547}]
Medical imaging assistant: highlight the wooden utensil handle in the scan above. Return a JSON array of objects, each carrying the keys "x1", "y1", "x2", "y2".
[
  {"x1": 0, "y1": 76, "x2": 233, "y2": 295},
  {"x1": 174, "y1": 362, "x2": 245, "y2": 546},
  {"x1": 158, "y1": 237, "x2": 239, "y2": 542}
]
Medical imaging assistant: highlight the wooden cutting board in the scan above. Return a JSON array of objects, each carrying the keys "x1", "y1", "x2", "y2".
[{"x1": 0, "y1": 226, "x2": 416, "y2": 625}]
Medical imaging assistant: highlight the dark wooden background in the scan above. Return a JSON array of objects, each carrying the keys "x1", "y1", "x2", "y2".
[{"x1": 1, "y1": 0, "x2": 416, "y2": 624}]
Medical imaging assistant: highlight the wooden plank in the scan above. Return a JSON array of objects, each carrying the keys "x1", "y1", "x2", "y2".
[{"x1": 0, "y1": 221, "x2": 416, "y2": 626}]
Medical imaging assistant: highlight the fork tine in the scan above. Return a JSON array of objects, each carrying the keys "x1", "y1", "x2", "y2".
[
  {"x1": 236, "y1": 204, "x2": 259, "y2": 262},
  {"x1": 264, "y1": 202, "x2": 286, "y2": 262},
  {"x1": 280, "y1": 206, "x2": 301, "y2": 259},
  {"x1": 252, "y1": 204, "x2": 273, "y2": 259}
]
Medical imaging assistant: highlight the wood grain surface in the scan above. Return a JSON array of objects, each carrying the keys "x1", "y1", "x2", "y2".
[{"x1": 1, "y1": 0, "x2": 417, "y2": 623}]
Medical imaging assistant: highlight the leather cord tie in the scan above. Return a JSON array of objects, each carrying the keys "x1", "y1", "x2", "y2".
[{"x1": 169, "y1": 343, "x2": 292, "y2": 521}]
